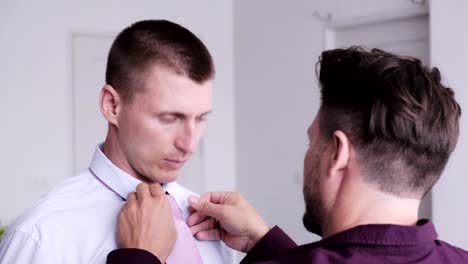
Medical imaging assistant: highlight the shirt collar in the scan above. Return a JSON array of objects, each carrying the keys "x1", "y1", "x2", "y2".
[
  {"x1": 89, "y1": 144, "x2": 194, "y2": 219},
  {"x1": 320, "y1": 219, "x2": 438, "y2": 247}
]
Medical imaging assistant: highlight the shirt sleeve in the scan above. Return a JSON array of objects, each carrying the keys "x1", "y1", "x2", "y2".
[
  {"x1": 0, "y1": 230, "x2": 53, "y2": 264},
  {"x1": 240, "y1": 226, "x2": 297, "y2": 264},
  {"x1": 107, "y1": 248, "x2": 162, "y2": 264}
]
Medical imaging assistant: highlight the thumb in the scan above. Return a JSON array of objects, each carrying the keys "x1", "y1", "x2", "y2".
[{"x1": 189, "y1": 196, "x2": 224, "y2": 219}]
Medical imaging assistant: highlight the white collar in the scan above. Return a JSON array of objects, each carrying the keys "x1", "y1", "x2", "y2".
[{"x1": 89, "y1": 144, "x2": 194, "y2": 219}]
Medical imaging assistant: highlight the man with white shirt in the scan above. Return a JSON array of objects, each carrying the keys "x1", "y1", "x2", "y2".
[{"x1": 0, "y1": 19, "x2": 235, "y2": 263}]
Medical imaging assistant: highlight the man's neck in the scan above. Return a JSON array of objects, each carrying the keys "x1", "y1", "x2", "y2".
[
  {"x1": 101, "y1": 132, "x2": 148, "y2": 183},
  {"x1": 322, "y1": 185, "x2": 420, "y2": 238}
]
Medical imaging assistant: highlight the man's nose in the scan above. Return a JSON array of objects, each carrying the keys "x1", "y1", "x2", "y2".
[{"x1": 175, "y1": 122, "x2": 198, "y2": 154}]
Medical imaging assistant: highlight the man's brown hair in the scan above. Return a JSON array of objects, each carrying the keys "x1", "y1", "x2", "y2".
[
  {"x1": 317, "y1": 46, "x2": 461, "y2": 198},
  {"x1": 105, "y1": 19, "x2": 214, "y2": 101}
]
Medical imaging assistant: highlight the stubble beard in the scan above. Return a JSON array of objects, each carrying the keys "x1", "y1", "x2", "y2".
[{"x1": 302, "y1": 171, "x2": 325, "y2": 237}]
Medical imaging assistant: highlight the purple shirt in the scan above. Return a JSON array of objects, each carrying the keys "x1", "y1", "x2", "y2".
[
  {"x1": 242, "y1": 219, "x2": 468, "y2": 263},
  {"x1": 106, "y1": 220, "x2": 468, "y2": 264},
  {"x1": 107, "y1": 248, "x2": 160, "y2": 264}
]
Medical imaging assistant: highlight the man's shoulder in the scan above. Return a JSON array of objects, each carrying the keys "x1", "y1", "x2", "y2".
[
  {"x1": 7, "y1": 170, "x2": 119, "y2": 236},
  {"x1": 435, "y1": 239, "x2": 468, "y2": 261},
  {"x1": 275, "y1": 239, "x2": 468, "y2": 264},
  {"x1": 1, "y1": 171, "x2": 122, "y2": 263}
]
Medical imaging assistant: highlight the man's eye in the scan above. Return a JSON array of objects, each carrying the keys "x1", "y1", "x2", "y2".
[
  {"x1": 196, "y1": 115, "x2": 208, "y2": 123},
  {"x1": 159, "y1": 115, "x2": 177, "y2": 124}
]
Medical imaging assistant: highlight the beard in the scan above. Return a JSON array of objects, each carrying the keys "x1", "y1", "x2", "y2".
[{"x1": 302, "y1": 167, "x2": 325, "y2": 237}]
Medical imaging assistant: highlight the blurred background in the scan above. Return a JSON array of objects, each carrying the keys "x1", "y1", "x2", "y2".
[{"x1": 1, "y1": 0, "x2": 467, "y2": 248}]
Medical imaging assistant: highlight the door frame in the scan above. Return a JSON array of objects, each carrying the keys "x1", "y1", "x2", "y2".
[{"x1": 322, "y1": 7, "x2": 429, "y2": 50}]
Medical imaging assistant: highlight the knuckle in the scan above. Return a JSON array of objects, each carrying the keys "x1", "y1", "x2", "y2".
[
  {"x1": 200, "y1": 200, "x2": 210, "y2": 211},
  {"x1": 136, "y1": 183, "x2": 144, "y2": 192},
  {"x1": 151, "y1": 183, "x2": 162, "y2": 192},
  {"x1": 127, "y1": 203, "x2": 138, "y2": 213}
]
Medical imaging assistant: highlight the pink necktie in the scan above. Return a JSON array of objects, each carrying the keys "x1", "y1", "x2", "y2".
[{"x1": 166, "y1": 194, "x2": 203, "y2": 264}]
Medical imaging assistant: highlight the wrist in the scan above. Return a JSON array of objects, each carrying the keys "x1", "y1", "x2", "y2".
[
  {"x1": 247, "y1": 223, "x2": 270, "y2": 252},
  {"x1": 148, "y1": 247, "x2": 169, "y2": 264}
]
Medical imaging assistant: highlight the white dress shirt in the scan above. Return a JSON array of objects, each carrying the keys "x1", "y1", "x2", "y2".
[{"x1": 0, "y1": 145, "x2": 235, "y2": 263}]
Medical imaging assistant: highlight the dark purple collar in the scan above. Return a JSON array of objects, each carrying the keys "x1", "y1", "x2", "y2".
[{"x1": 319, "y1": 219, "x2": 437, "y2": 247}]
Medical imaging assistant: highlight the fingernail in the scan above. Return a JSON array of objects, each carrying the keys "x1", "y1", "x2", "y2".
[{"x1": 189, "y1": 196, "x2": 199, "y2": 205}]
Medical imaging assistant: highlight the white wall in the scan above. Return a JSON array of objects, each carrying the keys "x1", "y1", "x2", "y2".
[
  {"x1": 430, "y1": 0, "x2": 468, "y2": 249},
  {"x1": 0, "y1": 0, "x2": 235, "y2": 224},
  {"x1": 234, "y1": 0, "x2": 323, "y2": 244}
]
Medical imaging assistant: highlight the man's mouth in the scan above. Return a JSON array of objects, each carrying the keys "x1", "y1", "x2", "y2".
[{"x1": 163, "y1": 158, "x2": 186, "y2": 170}]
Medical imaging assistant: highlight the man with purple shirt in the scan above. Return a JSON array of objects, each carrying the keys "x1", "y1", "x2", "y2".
[{"x1": 107, "y1": 46, "x2": 468, "y2": 263}]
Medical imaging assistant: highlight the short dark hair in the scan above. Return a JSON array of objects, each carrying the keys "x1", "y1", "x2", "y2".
[
  {"x1": 317, "y1": 46, "x2": 461, "y2": 198},
  {"x1": 105, "y1": 19, "x2": 214, "y2": 101}
]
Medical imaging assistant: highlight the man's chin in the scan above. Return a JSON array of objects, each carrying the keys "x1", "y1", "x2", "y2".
[
  {"x1": 302, "y1": 211, "x2": 323, "y2": 237},
  {"x1": 156, "y1": 174, "x2": 178, "y2": 184},
  {"x1": 143, "y1": 171, "x2": 179, "y2": 184}
]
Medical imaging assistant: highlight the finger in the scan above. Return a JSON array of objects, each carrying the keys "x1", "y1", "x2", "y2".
[
  {"x1": 149, "y1": 183, "x2": 164, "y2": 198},
  {"x1": 199, "y1": 192, "x2": 211, "y2": 201},
  {"x1": 188, "y1": 195, "x2": 225, "y2": 220},
  {"x1": 197, "y1": 192, "x2": 230, "y2": 204},
  {"x1": 187, "y1": 211, "x2": 209, "y2": 227},
  {"x1": 190, "y1": 218, "x2": 217, "y2": 235},
  {"x1": 188, "y1": 205, "x2": 196, "y2": 214},
  {"x1": 189, "y1": 193, "x2": 209, "y2": 213},
  {"x1": 126, "y1": 192, "x2": 137, "y2": 204},
  {"x1": 136, "y1": 183, "x2": 150, "y2": 201},
  {"x1": 195, "y1": 229, "x2": 221, "y2": 241}
]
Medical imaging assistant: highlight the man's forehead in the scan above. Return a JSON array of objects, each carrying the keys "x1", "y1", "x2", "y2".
[
  {"x1": 137, "y1": 88, "x2": 212, "y2": 114},
  {"x1": 137, "y1": 69, "x2": 213, "y2": 109}
]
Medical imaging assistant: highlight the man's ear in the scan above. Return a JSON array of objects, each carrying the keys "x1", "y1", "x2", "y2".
[
  {"x1": 100, "y1": 84, "x2": 121, "y2": 126},
  {"x1": 328, "y1": 130, "x2": 350, "y2": 177}
]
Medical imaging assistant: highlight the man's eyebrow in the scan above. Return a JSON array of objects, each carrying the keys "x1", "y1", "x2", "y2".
[
  {"x1": 158, "y1": 111, "x2": 184, "y2": 116},
  {"x1": 158, "y1": 110, "x2": 213, "y2": 117},
  {"x1": 200, "y1": 110, "x2": 213, "y2": 116}
]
